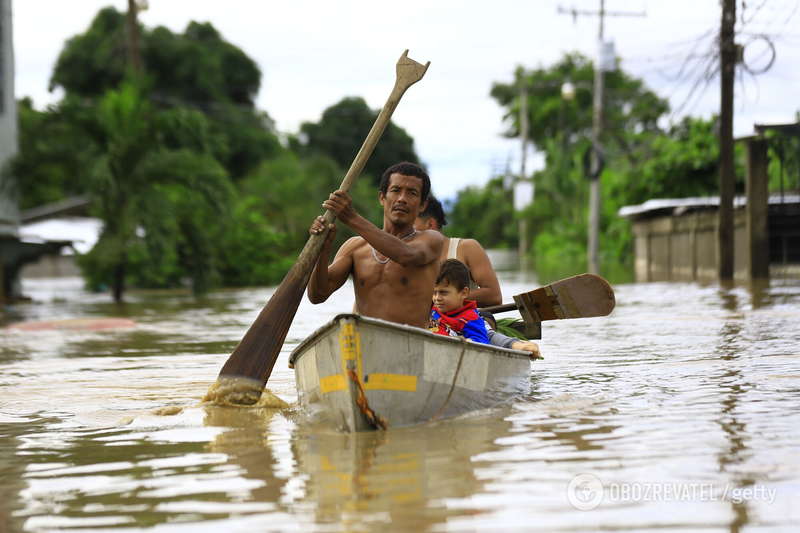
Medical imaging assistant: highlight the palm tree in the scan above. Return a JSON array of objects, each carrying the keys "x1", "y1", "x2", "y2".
[{"x1": 85, "y1": 81, "x2": 232, "y2": 302}]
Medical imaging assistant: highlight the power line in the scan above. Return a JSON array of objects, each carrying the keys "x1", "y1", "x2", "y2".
[{"x1": 557, "y1": 1, "x2": 646, "y2": 275}]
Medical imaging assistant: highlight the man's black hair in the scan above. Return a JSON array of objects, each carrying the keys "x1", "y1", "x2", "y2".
[
  {"x1": 379, "y1": 162, "x2": 431, "y2": 203},
  {"x1": 419, "y1": 195, "x2": 447, "y2": 228},
  {"x1": 435, "y1": 259, "x2": 471, "y2": 291}
]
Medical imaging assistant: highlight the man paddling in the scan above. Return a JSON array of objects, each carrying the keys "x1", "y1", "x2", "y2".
[{"x1": 308, "y1": 162, "x2": 444, "y2": 328}]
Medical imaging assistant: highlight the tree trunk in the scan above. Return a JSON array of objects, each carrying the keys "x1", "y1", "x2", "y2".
[{"x1": 112, "y1": 262, "x2": 126, "y2": 303}]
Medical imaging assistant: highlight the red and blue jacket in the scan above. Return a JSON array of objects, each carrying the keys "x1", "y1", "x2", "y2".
[{"x1": 430, "y1": 300, "x2": 490, "y2": 344}]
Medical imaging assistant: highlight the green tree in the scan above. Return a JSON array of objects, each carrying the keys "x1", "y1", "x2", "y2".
[
  {"x1": 296, "y1": 97, "x2": 421, "y2": 184},
  {"x1": 446, "y1": 176, "x2": 517, "y2": 249},
  {"x1": 49, "y1": 7, "x2": 128, "y2": 98},
  {"x1": 490, "y1": 53, "x2": 667, "y2": 154},
  {"x1": 448, "y1": 53, "x2": 731, "y2": 282},
  {"x1": 80, "y1": 82, "x2": 233, "y2": 301},
  {"x1": 12, "y1": 98, "x2": 98, "y2": 209},
  {"x1": 238, "y1": 151, "x2": 384, "y2": 252},
  {"x1": 606, "y1": 116, "x2": 722, "y2": 205},
  {"x1": 51, "y1": 9, "x2": 260, "y2": 106},
  {"x1": 50, "y1": 7, "x2": 279, "y2": 180}
]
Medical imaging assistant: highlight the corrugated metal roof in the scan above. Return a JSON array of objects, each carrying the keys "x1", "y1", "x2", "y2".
[
  {"x1": 619, "y1": 194, "x2": 800, "y2": 219},
  {"x1": 20, "y1": 217, "x2": 102, "y2": 255}
]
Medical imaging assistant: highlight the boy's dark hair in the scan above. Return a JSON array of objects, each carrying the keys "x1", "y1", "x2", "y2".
[
  {"x1": 379, "y1": 162, "x2": 431, "y2": 203},
  {"x1": 419, "y1": 195, "x2": 447, "y2": 228},
  {"x1": 436, "y1": 259, "x2": 471, "y2": 291}
]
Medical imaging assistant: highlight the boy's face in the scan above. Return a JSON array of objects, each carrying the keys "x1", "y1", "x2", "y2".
[{"x1": 433, "y1": 280, "x2": 469, "y2": 313}]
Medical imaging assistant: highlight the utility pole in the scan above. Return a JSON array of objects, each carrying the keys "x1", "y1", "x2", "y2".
[
  {"x1": 0, "y1": 0, "x2": 19, "y2": 304},
  {"x1": 126, "y1": 0, "x2": 144, "y2": 73},
  {"x1": 718, "y1": 0, "x2": 736, "y2": 280},
  {"x1": 587, "y1": 0, "x2": 606, "y2": 275},
  {"x1": 558, "y1": 1, "x2": 645, "y2": 274},
  {"x1": 518, "y1": 80, "x2": 530, "y2": 273}
]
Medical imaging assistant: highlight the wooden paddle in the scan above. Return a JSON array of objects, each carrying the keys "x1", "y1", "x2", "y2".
[
  {"x1": 216, "y1": 50, "x2": 430, "y2": 401},
  {"x1": 480, "y1": 273, "x2": 615, "y2": 338}
]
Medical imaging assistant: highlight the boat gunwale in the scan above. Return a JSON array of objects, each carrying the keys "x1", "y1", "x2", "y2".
[{"x1": 288, "y1": 313, "x2": 530, "y2": 367}]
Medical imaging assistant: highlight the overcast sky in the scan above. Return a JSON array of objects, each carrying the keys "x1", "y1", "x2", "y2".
[{"x1": 12, "y1": 0, "x2": 800, "y2": 200}]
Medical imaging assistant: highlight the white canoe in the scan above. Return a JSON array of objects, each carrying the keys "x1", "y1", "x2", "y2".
[{"x1": 289, "y1": 314, "x2": 531, "y2": 432}]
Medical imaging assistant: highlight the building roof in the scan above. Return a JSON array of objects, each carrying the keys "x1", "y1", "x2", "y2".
[
  {"x1": 754, "y1": 121, "x2": 800, "y2": 137},
  {"x1": 19, "y1": 217, "x2": 101, "y2": 254},
  {"x1": 619, "y1": 193, "x2": 800, "y2": 219},
  {"x1": 20, "y1": 195, "x2": 90, "y2": 223}
]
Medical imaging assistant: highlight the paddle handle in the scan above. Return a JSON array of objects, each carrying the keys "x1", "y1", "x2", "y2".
[
  {"x1": 217, "y1": 50, "x2": 430, "y2": 389},
  {"x1": 480, "y1": 302, "x2": 518, "y2": 314},
  {"x1": 302, "y1": 50, "x2": 430, "y2": 261},
  {"x1": 321, "y1": 50, "x2": 430, "y2": 224}
]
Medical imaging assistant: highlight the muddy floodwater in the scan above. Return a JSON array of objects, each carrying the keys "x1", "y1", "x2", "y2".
[{"x1": 1, "y1": 275, "x2": 799, "y2": 532}]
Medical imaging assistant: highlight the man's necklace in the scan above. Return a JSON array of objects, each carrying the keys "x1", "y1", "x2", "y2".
[{"x1": 371, "y1": 229, "x2": 417, "y2": 264}]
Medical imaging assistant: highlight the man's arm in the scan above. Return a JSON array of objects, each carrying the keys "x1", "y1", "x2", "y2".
[
  {"x1": 307, "y1": 217, "x2": 356, "y2": 304},
  {"x1": 348, "y1": 216, "x2": 443, "y2": 267},
  {"x1": 461, "y1": 239, "x2": 502, "y2": 306},
  {"x1": 323, "y1": 190, "x2": 443, "y2": 267}
]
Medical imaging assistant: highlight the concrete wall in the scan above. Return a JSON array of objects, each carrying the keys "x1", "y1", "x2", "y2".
[
  {"x1": 20, "y1": 255, "x2": 81, "y2": 278},
  {"x1": 631, "y1": 208, "x2": 750, "y2": 282}
]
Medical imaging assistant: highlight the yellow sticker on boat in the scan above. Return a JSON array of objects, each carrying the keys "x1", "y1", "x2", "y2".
[
  {"x1": 363, "y1": 373, "x2": 417, "y2": 392},
  {"x1": 339, "y1": 321, "x2": 363, "y2": 379},
  {"x1": 320, "y1": 374, "x2": 346, "y2": 393}
]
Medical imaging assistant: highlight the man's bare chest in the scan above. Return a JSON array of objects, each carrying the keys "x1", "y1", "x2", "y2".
[{"x1": 351, "y1": 246, "x2": 419, "y2": 291}]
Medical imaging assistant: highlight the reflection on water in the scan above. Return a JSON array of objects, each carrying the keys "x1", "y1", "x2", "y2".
[{"x1": 1, "y1": 276, "x2": 799, "y2": 531}]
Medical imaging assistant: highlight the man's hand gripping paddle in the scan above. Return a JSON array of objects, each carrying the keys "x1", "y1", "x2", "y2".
[{"x1": 214, "y1": 51, "x2": 430, "y2": 404}]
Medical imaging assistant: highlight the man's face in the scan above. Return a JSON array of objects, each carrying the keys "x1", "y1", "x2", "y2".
[
  {"x1": 380, "y1": 173, "x2": 426, "y2": 226},
  {"x1": 433, "y1": 280, "x2": 469, "y2": 313}
]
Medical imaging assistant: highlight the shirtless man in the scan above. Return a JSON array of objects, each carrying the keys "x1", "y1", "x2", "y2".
[
  {"x1": 414, "y1": 196, "x2": 502, "y2": 306},
  {"x1": 308, "y1": 162, "x2": 444, "y2": 328}
]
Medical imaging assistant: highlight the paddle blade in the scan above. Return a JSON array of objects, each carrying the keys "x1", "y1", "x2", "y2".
[
  {"x1": 217, "y1": 263, "x2": 311, "y2": 390},
  {"x1": 516, "y1": 273, "x2": 615, "y2": 321}
]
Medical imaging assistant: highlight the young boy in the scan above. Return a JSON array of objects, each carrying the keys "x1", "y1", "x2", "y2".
[{"x1": 430, "y1": 259, "x2": 490, "y2": 343}]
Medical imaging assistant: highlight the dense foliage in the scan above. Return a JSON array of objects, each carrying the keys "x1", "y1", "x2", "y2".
[
  {"x1": 446, "y1": 176, "x2": 517, "y2": 249},
  {"x1": 454, "y1": 53, "x2": 744, "y2": 283},
  {"x1": 50, "y1": 8, "x2": 279, "y2": 180},
  {"x1": 294, "y1": 96, "x2": 421, "y2": 185},
  {"x1": 14, "y1": 7, "x2": 407, "y2": 300},
  {"x1": 17, "y1": 8, "x2": 794, "y2": 295}
]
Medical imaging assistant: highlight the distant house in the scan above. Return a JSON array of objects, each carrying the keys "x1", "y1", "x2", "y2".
[
  {"x1": 619, "y1": 194, "x2": 800, "y2": 282},
  {"x1": 0, "y1": 2, "x2": 86, "y2": 302},
  {"x1": 619, "y1": 123, "x2": 799, "y2": 283},
  {"x1": 18, "y1": 196, "x2": 99, "y2": 278}
]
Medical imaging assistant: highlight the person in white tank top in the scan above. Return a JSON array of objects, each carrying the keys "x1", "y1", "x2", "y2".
[
  {"x1": 414, "y1": 201, "x2": 501, "y2": 306},
  {"x1": 447, "y1": 237, "x2": 461, "y2": 260},
  {"x1": 414, "y1": 196, "x2": 540, "y2": 358}
]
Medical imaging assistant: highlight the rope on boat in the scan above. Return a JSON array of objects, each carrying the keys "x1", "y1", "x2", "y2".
[
  {"x1": 347, "y1": 369, "x2": 388, "y2": 430},
  {"x1": 429, "y1": 338, "x2": 468, "y2": 422}
]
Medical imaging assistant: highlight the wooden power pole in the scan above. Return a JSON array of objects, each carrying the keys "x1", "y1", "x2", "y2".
[
  {"x1": 558, "y1": 1, "x2": 645, "y2": 274},
  {"x1": 126, "y1": 0, "x2": 144, "y2": 73},
  {"x1": 718, "y1": 0, "x2": 736, "y2": 280},
  {"x1": 587, "y1": 0, "x2": 606, "y2": 275},
  {"x1": 518, "y1": 81, "x2": 530, "y2": 272}
]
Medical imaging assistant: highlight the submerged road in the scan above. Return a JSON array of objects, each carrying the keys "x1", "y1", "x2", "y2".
[{"x1": 1, "y1": 275, "x2": 798, "y2": 531}]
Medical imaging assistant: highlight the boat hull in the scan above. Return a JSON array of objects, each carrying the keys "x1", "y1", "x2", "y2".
[{"x1": 289, "y1": 314, "x2": 531, "y2": 432}]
